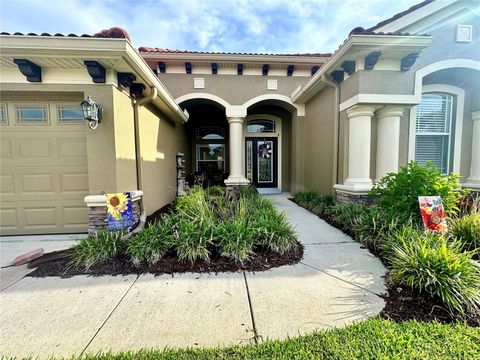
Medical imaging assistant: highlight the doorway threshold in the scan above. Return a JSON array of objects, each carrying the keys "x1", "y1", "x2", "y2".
[{"x1": 257, "y1": 188, "x2": 282, "y2": 195}]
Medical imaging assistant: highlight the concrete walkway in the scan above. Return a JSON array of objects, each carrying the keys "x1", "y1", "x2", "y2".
[{"x1": 0, "y1": 195, "x2": 386, "y2": 359}]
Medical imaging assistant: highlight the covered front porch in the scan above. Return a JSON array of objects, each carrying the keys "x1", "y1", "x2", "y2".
[{"x1": 179, "y1": 97, "x2": 293, "y2": 193}]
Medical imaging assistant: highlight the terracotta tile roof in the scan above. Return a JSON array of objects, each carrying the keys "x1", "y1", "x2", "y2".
[
  {"x1": 0, "y1": 27, "x2": 131, "y2": 41},
  {"x1": 367, "y1": 0, "x2": 434, "y2": 31},
  {"x1": 348, "y1": 27, "x2": 429, "y2": 37},
  {"x1": 138, "y1": 47, "x2": 332, "y2": 58}
]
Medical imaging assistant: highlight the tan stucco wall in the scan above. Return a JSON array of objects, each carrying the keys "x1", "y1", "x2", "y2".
[
  {"x1": 112, "y1": 88, "x2": 137, "y2": 191},
  {"x1": 138, "y1": 104, "x2": 189, "y2": 215},
  {"x1": 301, "y1": 86, "x2": 336, "y2": 194},
  {"x1": 290, "y1": 113, "x2": 304, "y2": 193},
  {"x1": 158, "y1": 74, "x2": 306, "y2": 105}
]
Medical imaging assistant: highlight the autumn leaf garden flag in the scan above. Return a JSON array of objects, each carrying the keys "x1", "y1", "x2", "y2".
[
  {"x1": 418, "y1": 196, "x2": 448, "y2": 234},
  {"x1": 106, "y1": 192, "x2": 135, "y2": 231}
]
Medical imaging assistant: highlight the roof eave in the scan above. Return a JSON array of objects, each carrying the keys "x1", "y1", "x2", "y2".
[
  {"x1": 140, "y1": 52, "x2": 331, "y2": 65},
  {"x1": 0, "y1": 35, "x2": 188, "y2": 123},
  {"x1": 291, "y1": 34, "x2": 432, "y2": 103}
]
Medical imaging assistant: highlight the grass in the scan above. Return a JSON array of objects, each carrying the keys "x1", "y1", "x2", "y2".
[{"x1": 39, "y1": 318, "x2": 480, "y2": 359}]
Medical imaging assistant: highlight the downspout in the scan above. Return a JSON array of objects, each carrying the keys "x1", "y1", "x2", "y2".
[
  {"x1": 320, "y1": 74, "x2": 340, "y2": 190},
  {"x1": 123, "y1": 86, "x2": 157, "y2": 239}
]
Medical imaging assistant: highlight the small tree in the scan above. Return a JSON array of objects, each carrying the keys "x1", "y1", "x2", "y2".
[{"x1": 369, "y1": 161, "x2": 466, "y2": 217}]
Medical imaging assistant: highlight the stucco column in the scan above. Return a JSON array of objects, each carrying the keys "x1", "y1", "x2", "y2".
[
  {"x1": 466, "y1": 111, "x2": 480, "y2": 190},
  {"x1": 335, "y1": 104, "x2": 380, "y2": 192},
  {"x1": 375, "y1": 106, "x2": 404, "y2": 180},
  {"x1": 225, "y1": 116, "x2": 249, "y2": 186}
]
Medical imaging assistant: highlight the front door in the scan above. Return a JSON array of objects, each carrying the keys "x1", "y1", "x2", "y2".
[{"x1": 245, "y1": 137, "x2": 278, "y2": 188}]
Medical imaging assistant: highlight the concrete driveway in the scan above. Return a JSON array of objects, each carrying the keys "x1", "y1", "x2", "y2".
[{"x1": 0, "y1": 196, "x2": 386, "y2": 359}]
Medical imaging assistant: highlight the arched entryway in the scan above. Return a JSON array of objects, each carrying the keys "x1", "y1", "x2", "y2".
[{"x1": 178, "y1": 98, "x2": 230, "y2": 187}]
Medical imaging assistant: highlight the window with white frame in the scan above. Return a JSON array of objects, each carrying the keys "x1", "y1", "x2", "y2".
[{"x1": 415, "y1": 92, "x2": 455, "y2": 174}]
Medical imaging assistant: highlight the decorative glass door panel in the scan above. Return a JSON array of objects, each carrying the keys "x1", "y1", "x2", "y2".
[{"x1": 245, "y1": 137, "x2": 277, "y2": 188}]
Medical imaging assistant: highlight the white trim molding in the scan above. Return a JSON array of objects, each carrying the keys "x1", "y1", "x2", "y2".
[
  {"x1": 175, "y1": 93, "x2": 232, "y2": 110},
  {"x1": 242, "y1": 94, "x2": 305, "y2": 116},
  {"x1": 465, "y1": 110, "x2": 480, "y2": 190},
  {"x1": 340, "y1": 94, "x2": 418, "y2": 112},
  {"x1": 408, "y1": 84, "x2": 465, "y2": 174},
  {"x1": 413, "y1": 59, "x2": 480, "y2": 102}
]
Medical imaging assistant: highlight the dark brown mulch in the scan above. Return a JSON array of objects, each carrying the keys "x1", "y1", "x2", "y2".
[
  {"x1": 380, "y1": 284, "x2": 480, "y2": 327},
  {"x1": 290, "y1": 197, "x2": 480, "y2": 327},
  {"x1": 26, "y1": 242, "x2": 304, "y2": 278}
]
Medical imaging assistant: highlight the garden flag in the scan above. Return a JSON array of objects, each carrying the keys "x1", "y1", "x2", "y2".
[
  {"x1": 106, "y1": 192, "x2": 135, "y2": 231},
  {"x1": 418, "y1": 196, "x2": 448, "y2": 234}
]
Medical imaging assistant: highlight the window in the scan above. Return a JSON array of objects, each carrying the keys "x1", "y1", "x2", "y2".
[
  {"x1": 15, "y1": 105, "x2": 48, "y2": 124},
  {"x1": 415, "y1": 93, "x2": 454, "y2": 174},
  {"x1": 247, "y1": 119, "x2": 276, "y2": 133},
  {"x1": 57, "y1": 105, "x2": 84, "y2": 123},
  {"x1": 196, "y1": 126, "x2": 224, "y2": 140},
  {"x1": 196, "y1": 144, "x2": 225, "y2": 173},
  {"x1": 0, "y1": 104, "x2": 6, "y2": 125}
]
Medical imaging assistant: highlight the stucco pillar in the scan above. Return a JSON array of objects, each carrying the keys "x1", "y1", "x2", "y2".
[
  {"x1": 335, "y1": 104, "x2": 380, "y2": 193},
  {"x1": 375, "y1": 106, "x2": 404, "y2": 180},
  {"x1": 465, "y1": 111, "x2": 480, "y2": 190},
  {"x1": 225, "y1": 116, "x2": 249, "y2": 186}
]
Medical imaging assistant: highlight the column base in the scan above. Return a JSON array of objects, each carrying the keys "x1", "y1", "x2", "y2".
[
  {"x1": 224, "y1": 176, "x2": 250, "y2": 186},
  {"x1": 463, "y1": 178, "x2": 480, "y2": 191},
  {"x1": 334, "y1": 179, "x2": 373, "y2": 193}
]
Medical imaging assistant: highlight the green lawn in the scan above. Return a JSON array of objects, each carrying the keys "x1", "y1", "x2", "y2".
[{"x1": 62, "y1": 318, "x2": 480, "y2": 360}]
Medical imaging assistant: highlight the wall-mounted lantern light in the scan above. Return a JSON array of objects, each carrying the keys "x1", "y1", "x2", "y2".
[{"x1": 80, "y1": 96, "x2": 103, "y2": 129}]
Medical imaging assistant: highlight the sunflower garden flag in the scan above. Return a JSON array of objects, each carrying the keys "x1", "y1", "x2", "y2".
[
  {"x1": 418, "y1": 196, "x2": 448, "y2": 234},
  {"x1": 106, "y1": 192, "x2": 135, "y2": 231}
]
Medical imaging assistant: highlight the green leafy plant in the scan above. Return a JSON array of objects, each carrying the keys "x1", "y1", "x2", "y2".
[
  {"x1": 214, "y1": 219, "x2": 255, "y2": 262},
  {"x1": 252, "y1": 206, "x2": 297, "y2": 254},
  {"x1": 370, "y1": 161, "x2": 466, "y2": 218},
  {"x1": 327, "y1": 203, "x2": 366, "y2": 231},
  {"x1": 74, "y1": 231, "x2": 127, "y2": 269},
  {"x1": 388, "y1": 231, "x2": 480, "y2": 315},
  {"x1": 174, "y1": 214, "x2": 213, "y2": 264},
  {"x1": 127, "y1": 217, "x2": 175, "y2": 265},
  {"x1": 449, "y1": 213, "x2": 480, "y2": 258}
]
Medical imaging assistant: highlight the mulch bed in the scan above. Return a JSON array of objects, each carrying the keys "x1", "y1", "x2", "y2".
[
  {"x1": 290, "y1": 198, "x2": 480, "y2": 327},
  {"x1": 26, "y1": 242, "x2": 304, "y2": 278}
]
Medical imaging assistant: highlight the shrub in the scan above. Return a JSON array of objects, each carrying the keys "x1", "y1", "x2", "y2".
[
  {"x1": 351, "y1": 207, "x2": 413, "y2": 251},
  {"x1": 388, "y1": 231, "x2": 480, "y2": 315},
  {"x1": 74, "y1": 231, "x2": 127, "y2": 269},
  {"x1": 252, "y1": 206, "x2": 297, "y2": 254},
  {"x1": 450, "y1": 213, "x2": 480, "y2": 258},
  {"x1": 327, "y1": 203, "x2": 366, "y2": 231},
  {"x1": 214, "y1": 219, "x2": 255, "y2": 262},
  {"x1": 127, "y1": 217, "x2": 175, "y2": 265},
  {"x1": 370, "y1": 161, "x2": 466, "y2": 218},
  {"x1": 173, "y1": 214, "x2": 213, "y2": 264}
]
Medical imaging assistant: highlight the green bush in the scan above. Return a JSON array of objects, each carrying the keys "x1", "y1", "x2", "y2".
[
  {"x1": 327, "y1": 203, "x2": 366, "y2": 231},
  {"x1": 388, "y1": 231, "x2": 480, "y2": 315},
  {"x1": 214, "y1": 219, "x2": 255, "y2": 262},
  {"x1": 74, "y1": 186, "x2": 297, "y2": 267},
  {"x1": 351, "y1": 207, "x2": 414, "y2": 251},
  {"x1": 450, "y1": 213, "x2": 480, "y2": 257},
  {"x1": 173, "y1": 214, "x2": 213, "y2": 263},
  {"x1": 127, "y1": 217, "x2": 175, "y2": 265},
  {"x1": 253, "y1": 207, "x2": 297, "y2": 254},
  {"x1": 73, "y1": 231, "x2": 127, "y2": 269},
  {"x1": 370, "y1": 161, "x2": 466, "y2": 218}
]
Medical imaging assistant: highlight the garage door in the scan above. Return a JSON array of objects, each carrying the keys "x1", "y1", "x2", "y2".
[{"x1": 0, "y1": 102, "x2": 89, "y2": 235}]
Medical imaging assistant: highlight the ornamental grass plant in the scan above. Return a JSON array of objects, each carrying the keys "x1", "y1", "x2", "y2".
[{"x1": 74, "y1": 186, "x2": 297, "y2": 267}]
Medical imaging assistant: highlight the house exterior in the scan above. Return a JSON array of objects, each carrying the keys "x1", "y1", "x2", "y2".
[{"x1": 0, "y1": 0, "x2": 479, "y2": 235}]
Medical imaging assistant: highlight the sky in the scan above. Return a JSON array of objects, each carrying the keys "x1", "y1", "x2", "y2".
[{"x1": 0, "y1": 0, "x2": 422, "y2": 54}]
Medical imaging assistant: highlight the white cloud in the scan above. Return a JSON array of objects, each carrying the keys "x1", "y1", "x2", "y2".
[{"x1": 0, "y1": 0, "x2": 421, "y2": 53}]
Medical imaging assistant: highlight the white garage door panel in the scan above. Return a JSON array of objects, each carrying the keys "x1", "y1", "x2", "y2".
[{"x1": 0, "y1": 102, "x2": 89, "y2": 235}]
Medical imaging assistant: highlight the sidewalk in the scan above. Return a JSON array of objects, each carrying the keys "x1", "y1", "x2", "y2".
[{"x1": 0, "y1": 195, "x2": 386, "y2": 359}]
